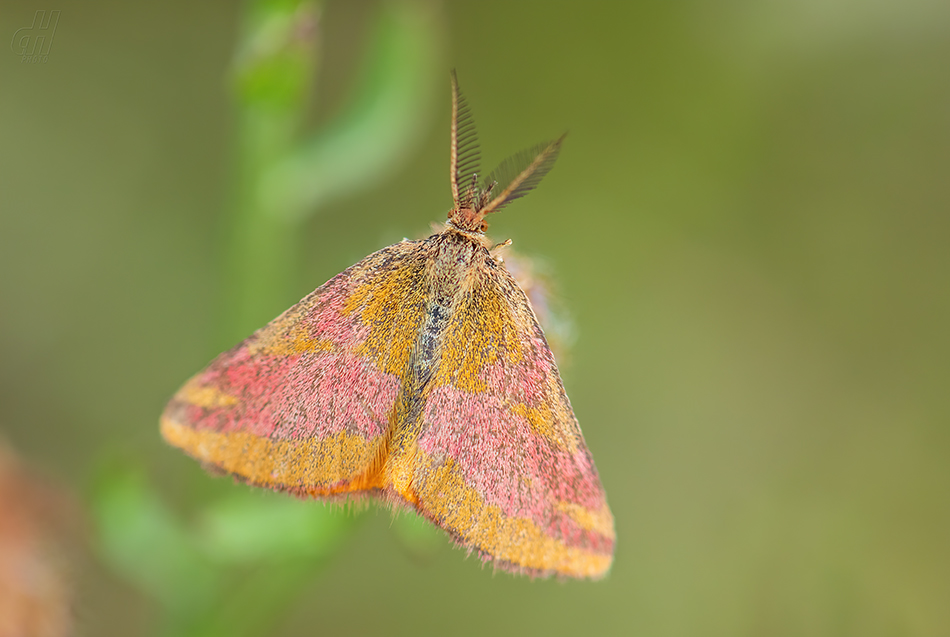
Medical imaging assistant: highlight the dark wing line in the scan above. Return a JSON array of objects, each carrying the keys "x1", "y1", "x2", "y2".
[{"x1": 481, "y1": 134, "x2": 565, "y2": 215}]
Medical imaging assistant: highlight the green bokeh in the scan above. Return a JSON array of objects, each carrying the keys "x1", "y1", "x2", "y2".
[{"x1": 2, "y1": 0, "x2": 949, "y2": 636}]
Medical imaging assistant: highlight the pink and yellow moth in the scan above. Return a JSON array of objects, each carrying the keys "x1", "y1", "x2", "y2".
[{"x1": 161, "y1": 72, "x2": 615, "y2": 579}]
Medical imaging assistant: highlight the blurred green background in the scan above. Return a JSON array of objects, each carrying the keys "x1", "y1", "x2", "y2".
[{"x1": 2, "y1": 0, "x2": 950, "y2": 635}]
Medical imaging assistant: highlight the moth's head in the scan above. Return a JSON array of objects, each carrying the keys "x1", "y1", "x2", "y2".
[
  {"x1": 449, "y1": 206, "x2": 487, "y2": 233},
  {"x1": 448, "y1": 176, "x2": 497, "y2": 233}
]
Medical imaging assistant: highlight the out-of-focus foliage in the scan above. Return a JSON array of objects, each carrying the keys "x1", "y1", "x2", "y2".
[{"x1": 92, "y1": 465, "x2": 353, "y2": 637}]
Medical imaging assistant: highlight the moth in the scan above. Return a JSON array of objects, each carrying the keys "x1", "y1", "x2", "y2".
[{"x1": 161, "y1": 72, "x2": 615, "y2": 578}]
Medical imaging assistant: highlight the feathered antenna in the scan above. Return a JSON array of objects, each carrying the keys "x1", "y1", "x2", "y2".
[
  {"x1": 450, "y1": 70, "x2": 480, "y2": 210},
  {"x1": 479, "y1": 134, "x2": 565, "y2": 216}
]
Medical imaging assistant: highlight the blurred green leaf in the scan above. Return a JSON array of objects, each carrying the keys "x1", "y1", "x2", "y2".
[
  {"x1": 233, "y1": 1, "x2": 321, "y2": 109},
  {"x1": 196, "y1": 491, "x2": 353, "y2": 563},
  {"x1": 91, "y1": 467, "x2": 219, "y2": 613},
  {"x1": 261, "y1": 0, "x2": 442, "y2": 221}
]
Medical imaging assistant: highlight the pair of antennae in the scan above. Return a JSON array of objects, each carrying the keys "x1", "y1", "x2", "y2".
[{"x1": 449, "y1": 71, "x2": 565, "y2": 218}]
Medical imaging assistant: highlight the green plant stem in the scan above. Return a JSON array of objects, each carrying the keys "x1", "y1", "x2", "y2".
[
  {"x1": 225, "y1": 109, "x2": 304, "y2": 346},
  {"x1": 219, "y1": 0, "x2": 320, "y2": 347}
]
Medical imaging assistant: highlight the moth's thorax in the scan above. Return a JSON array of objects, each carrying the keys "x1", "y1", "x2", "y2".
[
  {"x1": 402, "y1": 231, "x2": 486, "y2": 417},
  {"x1": 443, "y1": 219, "x2": 492, "y2": 250},
  {"x1": 429, "y1": 228, "x2": 487, "y2": 291}
]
